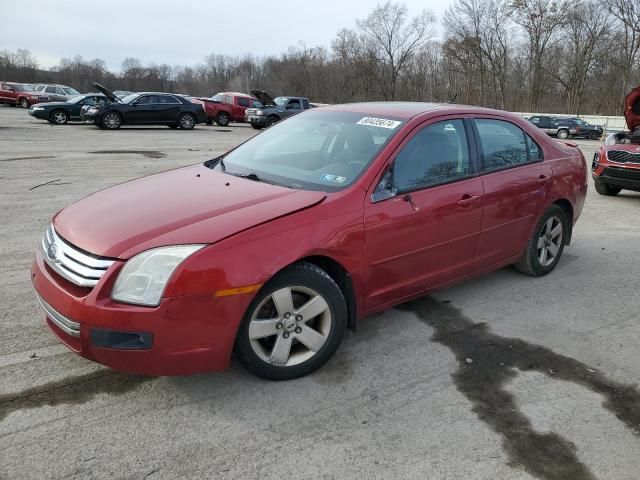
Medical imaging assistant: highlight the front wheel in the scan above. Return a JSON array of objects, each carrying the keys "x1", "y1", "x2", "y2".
[
  {"x1": 101, "y1": 112, "x2": 121, "y2": 129},
  {"x1": 515, "y1": 205, "x2": 568, "y2": 276},
  {"x1": 178, "y1": 113, "x2": 196, "y2": 130},
  {"x1": 235, "y1": 262, "x2": 347, "y2": 380},
  {"x1": 251, "y1": 124, "x2": 263, "y2": 130},
  {"x1": 18, "y1": 98, "x2": 29, "y2": 109},
  {"x1": 594, "y1": 179, "x2": 621, "y2": 196},
  {"x1": 51, "y1": 110, "x2": 69, "y2": 125},
  {"x1": 589, "y1": 131, "x2": 601, "y2": 140}
]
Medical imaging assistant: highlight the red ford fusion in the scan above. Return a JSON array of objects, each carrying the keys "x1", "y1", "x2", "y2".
[
  {"x1": 32, "y1": 102, "x2": 587, "y2": 380},
  {"x1": 592, "y1": 85, "x2": 640, "y2": 196}
]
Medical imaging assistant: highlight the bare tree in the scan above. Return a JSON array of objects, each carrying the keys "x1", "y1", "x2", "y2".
[{"x1": 608, "y1": 0, "x2": 640, "y2": 105}]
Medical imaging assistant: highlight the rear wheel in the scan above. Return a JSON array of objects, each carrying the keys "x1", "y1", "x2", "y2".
[
  {"x1": 215, "y1": 112, "x2": 230, "y2": 127},
  {"x1": 594, "y1": 179, "x2": 621, "y2": 196},
  {"x1": 18, "y1": 98, "x2": 29, "y2": 109},
  {"x1": 557, "y1": 129, "x2": 569, "y2": 140},
  {"x1": 51, "y1": 110, "x2": 69, "y2": 125},
  {"x1": 589, "y1": 130, "x2": 601, "y2": 140},
  {"x1": 515, "y1": 205, "x2": 568, "y2": 276},
  {"x1": 235, "y1": 262, "x2": 347, "y2": 380},
  {"x1": 101, "y1": 112, "x2": 122, "y2": 129},
  {"x1": 178, "y1": 113, "x2": 196, "y2": 130},
  {"x1": 251, "y1": 124, "x2": 263, "y2": 130},
  {"x1": 265, "y1": 116, "x2": 278, "y2": 128}
]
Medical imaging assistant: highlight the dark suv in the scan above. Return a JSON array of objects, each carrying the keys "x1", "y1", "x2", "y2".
[
  {"x1": 528, "y1": 115, "x2": 603, "y2": 140},
  {"x1": 245, "y1": 90, "x2": 312, "y2": 129}
]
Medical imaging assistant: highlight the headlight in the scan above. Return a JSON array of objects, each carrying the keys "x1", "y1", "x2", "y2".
[
  {"x1": 255, "y1": 110, "x2": 264, "y2": 116},
  {"x1": 604, "y1": 134, "x2": 617, "y2": 146},
  {"x1": 111, "y1": 245, "x2": 205, "y2": 306},
  {"x1": 32, "y1": 106, "x2": 45, "y2": 111}
]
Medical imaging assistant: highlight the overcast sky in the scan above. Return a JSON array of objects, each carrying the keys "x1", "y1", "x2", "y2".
[{"x1": 0, "y1": 0, "x2": 452, "y2": 71}]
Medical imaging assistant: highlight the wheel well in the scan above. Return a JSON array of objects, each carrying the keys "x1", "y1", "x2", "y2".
[
  {"x1": 297, "y1": 256, "x2": 357, "y2": 331},
  {"x1": 553, "y1": 199, "x2": 573, "y2": 245},
  {"x1": 268, "y1": 114, "x2": 280, "y2": 120}
]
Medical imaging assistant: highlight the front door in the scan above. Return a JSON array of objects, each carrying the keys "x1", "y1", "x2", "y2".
[
  {"x1": 471, "y1": 117, "x2": 552, "y2": 268},
  {"x1": 127, "y1": 95, "x2": 159, "y2": 123},
  {"x1": 364, "y1": 118, "x2": 483, "y2": 310}
]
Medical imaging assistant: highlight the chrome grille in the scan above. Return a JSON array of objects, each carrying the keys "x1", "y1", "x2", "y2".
[
  {"x1": 245, "y1": 108, "x2": 257, "y2": 116},
  {"x1": 607, "y1": 150, "x2": 640, "y2": 164},
  {"x1": 35, "y1": 293, "x2": 80, "y2": 337},
  {"x1": 41, "y1": 224, "x2": 114, "y2": 287}
]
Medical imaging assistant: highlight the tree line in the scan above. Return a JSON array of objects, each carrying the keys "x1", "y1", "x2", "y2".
[{"x1": 1, "y1": 0, "x2": 638, "y2": 115}]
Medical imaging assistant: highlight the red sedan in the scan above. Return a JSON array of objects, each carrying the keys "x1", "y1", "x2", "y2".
[{"x1": 32, "y1": 103, "x2": 587, "y2": 380}]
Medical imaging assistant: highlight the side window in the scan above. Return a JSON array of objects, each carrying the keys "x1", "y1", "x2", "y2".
[
  {"x1": 96, "y1": 97, "x2": 108, "y2": 105},
  {"x1": 475, "y1": 119, "x2": 529, "y2": 172},
  {"x1": 287, "y1": 99, "x2": 301, "y2": 110},
  {"x1": 237, "y1": 97, "x2": 250, "y2": 107},
  {"x1": 302, "y1": 99, "x2": 310, "y2": 109},
  {"x1": 136, "y1": 95, "x2": 153, "y2": 104},
  {"x1": 224, "y1": 95, "x2": 232, "y2": 104},
  {"x1": 526, "y1": 133, "x2": 543, "y2": 161},
  {"x1": 45, "y1": 86, "x2": 56, "y2": 94},
  {"x1": 55, "y1": 87, "x2": 65, "y2": 95},
  {"x1": 83, "y1": 97, "x2": 97, "y2": 106},
  {"x1": 530, "y1": 117, "x2": 540, "y2": 124},
  {"x1": 393, "y1": 119, "x2": 471, "y2": 191}
]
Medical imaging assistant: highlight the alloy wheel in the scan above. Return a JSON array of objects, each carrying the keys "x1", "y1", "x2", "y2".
[
  {"x1": 52, "y1": 111, "x2": 67, "y2": 124},
  {"x1": 537, "y1": 216, "x2": 563, "y2": 267},
  {"x1": 180, "y1": 114, "x2": 195, "y2": 129},
  {"x1": 248, "y1": 286, "x2": 332, "y2": 367},
  {"x1": 103, "y1": 113, "x2": 120, "y2": 129},
  {"x1": 19, "y1": 99, "x2": 29, "y2": 109}
]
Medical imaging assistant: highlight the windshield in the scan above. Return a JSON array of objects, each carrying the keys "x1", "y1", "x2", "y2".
[
  {"x1": 63, "y1": 87, "x2": 80, "y2": 95},
  {"x1": 206, "y1": 110, "x2": 404, "y2": 191},
  {"x1": 13, "y1": 84, "x2": 35, "y2": 92},
  {"x1": 251, "y1": 100, "x2": 264, "y2": 108},
  {"x1": 121, "y1": 93, "x2": 140, "y2": 104},
  {"x1": 210, "y1": 93, "x2": 225, "y2": 102},
  {"x1": 274, "y1": 97, "x2": 288, "y2": 107}
]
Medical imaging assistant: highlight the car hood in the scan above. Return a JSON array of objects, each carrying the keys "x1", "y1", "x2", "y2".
[
  {"x1": 624, "y1": 85, "x2": 640, "y2": 131},
  {"x1": 250, "y1": 90, "x2": 276, "y2": 107},
  {"x1": 53, "y1": 164, "x2": 327, "y2": 259},
  {"x1": 93, "y1": 82, "x2": 121, "y2": 103}
]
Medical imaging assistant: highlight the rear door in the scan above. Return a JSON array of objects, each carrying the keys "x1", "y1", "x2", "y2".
[
  {"x1": 156, "y1": 95, "x2": 182, "y2": 122},
  {"x1": 471, "y1": 117, "x2": 552, "y2": 268},
  {"x1": 364, "y1": 117, "x2": 483, "y2": 309},
  {"x1": 0, "y1": 83, "x2": 13, "y2": 103}
]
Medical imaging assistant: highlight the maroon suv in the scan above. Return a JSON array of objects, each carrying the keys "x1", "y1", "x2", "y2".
[{"x1": 0, "y1": 82, "x2": 50, "y2": 108}]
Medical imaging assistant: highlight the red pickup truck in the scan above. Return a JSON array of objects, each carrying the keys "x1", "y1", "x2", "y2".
[
  {"x1": 0, "y1": 82, "x2": 50, "y2": 108},
  {"x1": 197, "y1": 92, "x2": 258, "y2": 126}
]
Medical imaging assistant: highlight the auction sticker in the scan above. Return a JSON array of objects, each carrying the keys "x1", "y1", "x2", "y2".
[{"x1": 356, "y1": 117, "x2": 402, "y2": 129}]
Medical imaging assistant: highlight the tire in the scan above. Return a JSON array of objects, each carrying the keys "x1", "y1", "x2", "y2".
[
  {"x1": 215, "y1": 112, "x2": 230, "y2": 127},
  {"x1": 251, "y1": 124, "x2": 263, "y2": 130},
  {"x1": 588, "y1": 131, "x2": 601, "y2": 140},
  {"x1": 594, "y1": 179, "x2": 621, "y2": 196},
  {"x1": 178, "y1": 112, "x2": 196, "y2": 130},
  {"x1": 18, "y1": 98, "x2": 29, "y2": 109},
  {"x1": 51, "y1": 110, "x2": 69, "y2": 125},
  {"x1": 235, "y1": 262, "x2": 347, "y2": 380},
  {"x1": 101, "y1": 112, "x2": 122, "y2": 129},
  {"x1": 515, "y1": 205, "x2": 568, "y2": 277},
  {"x1": 556, "y1": 129, "x2": 569, "y2": 140},
  {"x1": 265, "y1": 116, "x2": 278, "y2": 128},
  {"x1": 206, "y1": 119, "x2": 213, "y2": 126}
]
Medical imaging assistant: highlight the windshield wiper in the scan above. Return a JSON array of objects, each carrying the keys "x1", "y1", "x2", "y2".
[{"x1": 230, "y1": 172, "x2": 281, "y2": 186}]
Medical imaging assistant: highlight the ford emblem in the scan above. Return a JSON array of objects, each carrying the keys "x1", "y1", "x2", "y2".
[{"x1": 47, "y1": 242, "x2": 60, "y2": 262}]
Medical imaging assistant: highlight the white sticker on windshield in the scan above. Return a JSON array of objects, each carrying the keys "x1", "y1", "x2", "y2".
[{"x1": 356, "y1": 117, "x2": 402, "y2": 129}]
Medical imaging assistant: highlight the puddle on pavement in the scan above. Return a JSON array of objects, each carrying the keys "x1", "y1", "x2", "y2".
[
  {"x1": 0, "y1": 370, "x2": 154, "y2": 422},
  {"x1": 88, "y1": 150, "x2": 167, "y2": 159},
  {"x1": 399, "y1": 296, "x2": 640, "y2": 480}
]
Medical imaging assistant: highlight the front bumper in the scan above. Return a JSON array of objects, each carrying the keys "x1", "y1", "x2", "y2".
[
  {"x1": 593, "y1": 166, "x2": 640, "y2": 191},
  {"x1": 247, "y1": 115, "x2": 267, "y2": 127},
  {"x1": 28, "y1": 109, "x2": 49, "y2": 120},
  {"x1": 31, "y1": 249, "x2": 249, "y2": 376}
]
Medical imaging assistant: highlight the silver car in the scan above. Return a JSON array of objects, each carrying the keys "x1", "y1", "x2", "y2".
[{"x1": 33, "y1": 84, "x2": 81, "y2": 102}]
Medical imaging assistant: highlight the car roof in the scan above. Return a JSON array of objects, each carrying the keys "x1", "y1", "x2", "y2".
[{"x1": 319, "y1": 102, "x2": 510, "y2": 121}]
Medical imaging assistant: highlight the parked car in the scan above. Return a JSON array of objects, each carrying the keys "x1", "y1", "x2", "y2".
[
  {"x1": 527, "y1": 115, "x2": 579, "y2": 139},
  {"x1": 245, "y1": 90, "x2": 312, "y2": 129},
  {"x1": 83, "y1": 83, "x2": 207, "y2": 130},
  {"x1": 592, "y1": 85, "x2": 640, "y2": 196},
  {"x1": 28, "y1": 93, "x2": 113, "y2": 124},
  {"x1": 0, "y1": 82, "x2": 50, "y2": 108},
  {"x1": 565, "y1": 118, "x2": 604, "y2": 140},
  {"x1": 33, "y1": 84, "x2": 81, "y2": 102},
  {"x1": 196, "y1": 92, "x2": 259, "y2": 126},
  {"x1": 32, "y1": 102, "x2": 587, "y2": 380}
]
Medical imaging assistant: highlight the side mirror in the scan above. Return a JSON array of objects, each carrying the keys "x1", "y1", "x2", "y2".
[{"x1": 371, "y1": 167, "x2": 397, "y2": 202}]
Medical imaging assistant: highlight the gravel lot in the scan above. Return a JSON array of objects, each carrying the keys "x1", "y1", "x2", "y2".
[{"x1": 1, "y1": 105, "x2": 638, "y2": 480}]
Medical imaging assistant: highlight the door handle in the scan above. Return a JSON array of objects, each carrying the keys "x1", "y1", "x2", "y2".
[
  {"x1": 456, "y1": 194, "x2": 480, "y2": 207},
  {"x1": 536, "y1": 175, "x2": 552, "y2": 184}
]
